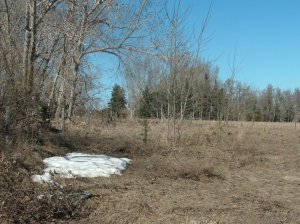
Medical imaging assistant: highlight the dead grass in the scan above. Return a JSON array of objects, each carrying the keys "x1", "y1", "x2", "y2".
[
  {"x1": 1, "y1": 118, "x2": 300, "y2": 223},
  {"x1": 58, "y1": 118, "x2": 299, "y2": 223}
]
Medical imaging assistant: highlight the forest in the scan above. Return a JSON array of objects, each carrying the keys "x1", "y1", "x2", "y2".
[{"x1": 129, "y1": 60, "x2": 300, "y2": 122}]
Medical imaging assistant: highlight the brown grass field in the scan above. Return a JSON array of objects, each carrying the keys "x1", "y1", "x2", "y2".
[
  {"x1": 2, "y1": 119, "x2": 300, "y2": 223},
  {"x1": 59, "y1": 119, "x2": 299, "y2": 224}
]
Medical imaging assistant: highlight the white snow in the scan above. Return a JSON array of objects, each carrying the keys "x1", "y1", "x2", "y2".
[{"x1": 32, "y1": 153, "x2": 131, "y2": 183}]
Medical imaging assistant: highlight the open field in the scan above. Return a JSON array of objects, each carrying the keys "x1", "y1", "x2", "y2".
[
  {"x1": 63, "y1": 119, "x2": 300, "y2": 223},
  {"x1": 1, "y1": 120, "x2": 300, "y2": 223}
]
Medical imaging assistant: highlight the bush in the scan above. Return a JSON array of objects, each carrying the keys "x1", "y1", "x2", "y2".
[{"x1": 0, "y1": 157, "x2": 90, "y2": 223}]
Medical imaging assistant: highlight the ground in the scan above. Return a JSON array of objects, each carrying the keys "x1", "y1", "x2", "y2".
[
  {"x1": 65, "y1": 120, "x2": 300, "y2": 224},
  {"x1": 2, "y1": 119, "x2": 300, "y2": 223}
]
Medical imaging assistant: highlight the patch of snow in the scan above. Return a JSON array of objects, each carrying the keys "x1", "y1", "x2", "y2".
[{"x1": 32, "y1": 153, "x2": 131, "y2": 183}]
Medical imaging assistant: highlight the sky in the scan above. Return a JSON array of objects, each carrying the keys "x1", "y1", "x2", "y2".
[
  {"x1": 96, "y1": 0, "x2": 300, "y2": 106},
  {"x1": 183, "y1": 0, "x2": 300, "y2": 90}
]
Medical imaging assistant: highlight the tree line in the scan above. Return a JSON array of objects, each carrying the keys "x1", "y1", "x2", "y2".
[
  {"x1": 1, "y1": 0, "x2": 299, "y2": 148},
  {"x1": 130, "y1": 60, "x2": 300, "y2": 123}
]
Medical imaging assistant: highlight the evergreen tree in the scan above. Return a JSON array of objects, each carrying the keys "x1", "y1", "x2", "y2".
[
  {"x1": 138, "y1": 86, "x2": 154, "y2": 118},
  {"x1": 108, "y1": 84, "x2": 127, "y2": 118}
]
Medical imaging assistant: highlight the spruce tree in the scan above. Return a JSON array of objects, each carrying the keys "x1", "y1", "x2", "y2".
[
  {"x1": 108, "y1": 84, "x2": 127, "y2": 118},
  {"x1": 138, "y1": 86, "x2": 154, "y2": 118}
]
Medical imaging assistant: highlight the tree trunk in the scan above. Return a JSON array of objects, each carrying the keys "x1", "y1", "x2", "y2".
[
  {"x1": 66, "y1": 61, "x2": 79, "y2": 126},
  {"x1": 5, "y1": 106, "x2": 10, "y2": 152},
  {"x1": 67, "y1": 79, "x2": 76, "y2": 121},
  {"x1": 23, "y1": 1, "x2": 31, "y2": 87},
  {"x1": 28, "y1": 0, "x2": 37, "y2": 92}
]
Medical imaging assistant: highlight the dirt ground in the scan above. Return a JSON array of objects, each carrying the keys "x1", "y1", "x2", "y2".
[{"x1": 46, "y1": 119, "x2": 298, "y2": 224}]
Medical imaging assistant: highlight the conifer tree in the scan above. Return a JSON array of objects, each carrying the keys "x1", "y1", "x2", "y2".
[
  {"x1": 138, "y1": 86, "x2": 154, "y2": 118},
  {"x1": 108, "y1": 84, "x2": 127, "y2": 118}
]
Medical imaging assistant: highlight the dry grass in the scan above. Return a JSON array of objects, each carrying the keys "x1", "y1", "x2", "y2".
[
  {"x1": 60, "y1": 118, "x2": 300, "y2": 223},
  {"x1": 2, "y1": 118, "x2": 300, "y2": 223}
]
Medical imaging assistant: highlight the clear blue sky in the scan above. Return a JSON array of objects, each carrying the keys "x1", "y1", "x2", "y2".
[
  {"x1": 96, "y1": 0, "x2": 300, "y2": 106},
  {"x1": 183, "y1": 0, "x2": 300, "y2": 90}
]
